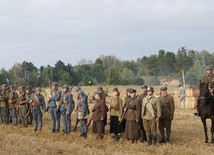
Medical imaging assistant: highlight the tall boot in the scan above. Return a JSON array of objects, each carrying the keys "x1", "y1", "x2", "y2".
[
  {"x1": 146, "y1": 134, "x2": 152, "y2": 145},
  {"x1": 151, "y1": 134, "x2": 156, "y2": 145},
  {"x1": 166, "y1": 129, "x2": 171, "y2": 142}
]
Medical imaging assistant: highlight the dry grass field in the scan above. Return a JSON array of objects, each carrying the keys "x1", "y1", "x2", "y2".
[{"x1": 0, "y1": 86, "x2": 213, "y2": 155}]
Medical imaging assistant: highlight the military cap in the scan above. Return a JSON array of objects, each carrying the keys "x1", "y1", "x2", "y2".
[
  {"x1": 52, "y1": 82, "x2": 59, "y2": 86},
  {"x1": 160, "y1": 86, "x2": 167, "y2": 91},
  {"x1": 26, "y1": 85, "x2": 32, "y2": 90},
  {"x1": 129, "y1": 89, "x2": 137, "y2": 93},
  {"x1": 97, "y1": 86, "x2": 103, "y2": 91},
  {"x1": 94, "y1": 91, "x2": 102, "y2": 96},
  {"x1": 147, "y1": 86, "x2": 154, "y2": 92},
  {"x1": 63, "y1": 84, "x2": 69, "y2": 89},
  {"x1": 19, "y1": 85, "x2": 25, "y2": 90},
  {"x1": 9, "y1": 85, "x2": 14, "y2": 89},
  {"x1": 2, "y1": 84, "x2": 7, "y2": 88},
  {"x1": 126, "y1": 88, "x2": 131, "y2": 92},
  {"x1": 141, "y1": 85, "x2": 148, "y2": 89},
  {"x1": 35, "y1": 87, "x2": 41, "y2": 91},
  {"x1": 75, "y1": 86, "x2": 81, "y2": 92},
  {"x1": 206, "y1": 65, "x2": 213, "y2": 70},
  {"x1": 113, "y1": 87, "x2": 119, "y2": 92}
]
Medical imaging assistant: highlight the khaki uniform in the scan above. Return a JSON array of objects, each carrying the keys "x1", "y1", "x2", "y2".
[
  {"x1": 17, "y1": 92, "x2": 28, "y2": 127},
  {"x1": 202, "y1": 74, "x2": 214, "y2": 92},
  {"x1": 137, "y1": 93, "x2": 147, "y2": 141},
  {"x1": 0, "y1": 89, "x2": 9, "y2": 124},
  {"x1": 8, "y1": 91, "x2": 18, "y2": 125},
  {"x1": 158, "y1": 94, "x2": 175, "y2": 142},
  {"x1": 109, "y1": 97, "x2": 123, "y2": 138},
  {"x1": 142, "y1": 95, "x2": 161, "y2": 143}
]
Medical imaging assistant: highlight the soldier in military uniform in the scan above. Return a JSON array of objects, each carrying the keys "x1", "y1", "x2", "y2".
[
  {"x1": 30, "y1": 87, "x2": 46, "y2": 131},
  {"x1": 137, "y1": 85, "x2": 147, "y2": 142},
  {"x1": 60, "y1": 84, "x2": 75, "y2": 134},
  {"x1": 0, "y1": 84, "x2": 9, "y2": 125},
  {"x1": 17, "y1": 86, "x2": 28, "y2": 127},
  {"x1": 142, "y1": 86, "x2": 161, "y2": 145},
  {"x1": 158, "y1": 86, "x2": 175, "y2": 143},
  {"x1": 178, "y1": 84, "x2": 186, "y2": 109},
  {"x1": 120, "y1": 88, "x2": 131, "y2": 133},
  {"x1": 194, "y1": 65, "x2": 214, "y2": 115},
  {"x1": 77, "y1": 90, "x2": 88, "y2": 138},
  {"x1": 48, "y1": 82, "x2": 62, "y2": 133},
  {"x1": 26, "y1": 86, "x2": 34, "y2": 125},
  {"x1": 8, "y1": 85, "x2": 18, "y2": 126}
]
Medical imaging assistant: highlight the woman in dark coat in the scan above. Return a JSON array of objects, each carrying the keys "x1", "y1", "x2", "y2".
[
  {"x1": 92, "y1": 92, "x2": 107, "y2": 139},
  {"x1": 124, "y1": 89, "x2": 139, "y2": 143}
]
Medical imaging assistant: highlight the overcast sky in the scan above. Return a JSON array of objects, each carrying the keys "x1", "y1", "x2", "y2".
[{"x1": 0, "y1": 0, "x2": 213, "y2": 69}]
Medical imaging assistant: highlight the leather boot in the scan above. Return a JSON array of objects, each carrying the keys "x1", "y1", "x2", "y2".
[
  {"x1": 146, "y1": 134, "x2": 152, "y2": 145},
  {"x1": 151, "y1": 134, "x2": 156, "y2": 145}
]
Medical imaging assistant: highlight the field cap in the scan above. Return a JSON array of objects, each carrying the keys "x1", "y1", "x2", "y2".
[{"x1": 160, "y1": 86, "x2": 167, "y2": 91}]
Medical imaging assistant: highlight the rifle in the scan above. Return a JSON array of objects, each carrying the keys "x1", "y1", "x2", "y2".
[
  {"x1": 120, "y1": 97, "x2": 130, "y2": 123},
  {"x1": 44, "y1": 78, "x2": 52, "y2": 113}
]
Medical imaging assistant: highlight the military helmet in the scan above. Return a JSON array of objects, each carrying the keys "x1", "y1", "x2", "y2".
[
  {"x1": 35, "y1": 87, "x2": 41, "y2": 91},
  {"x1": 206, "y1": 65, "x2": 213, "y2": 70},
  {"x1": 52, "y1": 82, "x2": 59, "y2": 86},
  {"x1": 147, "y1": 86, "x2": 154, "y2": 92},
  {"x1": 78, "y1": 90, "x2": 85, "y2": 96},
  {"x1": 160, "y1": 86, "x2": 167, "y2": 91},
  {"x1": 63, "y1": 84, "x2": 69, "y2": 89},
  {"x1": 75, "y1": 86, "x2": 81, "y2": 92}
]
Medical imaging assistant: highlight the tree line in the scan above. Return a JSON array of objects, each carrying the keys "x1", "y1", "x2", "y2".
[{"x1": 0, "y1": 47, "x2": 213, "y2": 87}]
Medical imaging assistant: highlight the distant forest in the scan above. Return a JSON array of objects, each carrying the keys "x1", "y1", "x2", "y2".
[{"x1": 0, "y1": 47, "x2": 213, "y2": 87}]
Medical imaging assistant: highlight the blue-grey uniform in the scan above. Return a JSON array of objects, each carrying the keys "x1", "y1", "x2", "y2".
[
  {"x1": 77, "y1": 90, "x2": 88, "y2": 138},
  {"x1": 49, "y1": 82, "x2": 62, "y2": 132},
  {"x1": 60, "y1": 84, "x2": 75, "y2": 133},
  {"x1": 30, "y1": 87, "x2": 46, "y2": 131}
]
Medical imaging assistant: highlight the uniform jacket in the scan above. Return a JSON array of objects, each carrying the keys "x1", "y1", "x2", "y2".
[
  {"x1": 202, "y1": 73, "x2": 214, "y2": 91},
  {"x1": 142, "y1": 95, "x2": 161, "y2": 120},
  {"x1": 0, "y1": 89, "x2": 9, "y2": 108},
  {"x1": 158, "y1": 94, "x2": 175, "y2": 120},
  {"x1": 49, "y1": 90, "x2": 61, "y2": 108},
  {"x1": 17, "y1": 91, "x2": 28, "y2": 107},
  {"x1": 30, "y1": 94, "x2": 46, "y2": 111},
  {"x1": 110, "y1": 97, "x2": 123, "y2": 118},
  {"x1": 137, "y1": 93, "x2": 147, "y2": 118},
  {"x1": 60, "y1": 92, "x2": 75, "y2": 113},
  {"x1": 77, "y1": 96, "x2": 88, "y2": 117},
  {"x1": 125, "y1": 96, "x2": 139, "y2": 121},
  {"x1": 8, "y1": 91, "x2": 18, "y2": 109}
]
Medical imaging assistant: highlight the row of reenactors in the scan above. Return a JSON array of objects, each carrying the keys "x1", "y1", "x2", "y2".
[{"x1": 0, "y1": 83, "x2": 175, "y2": 145}]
